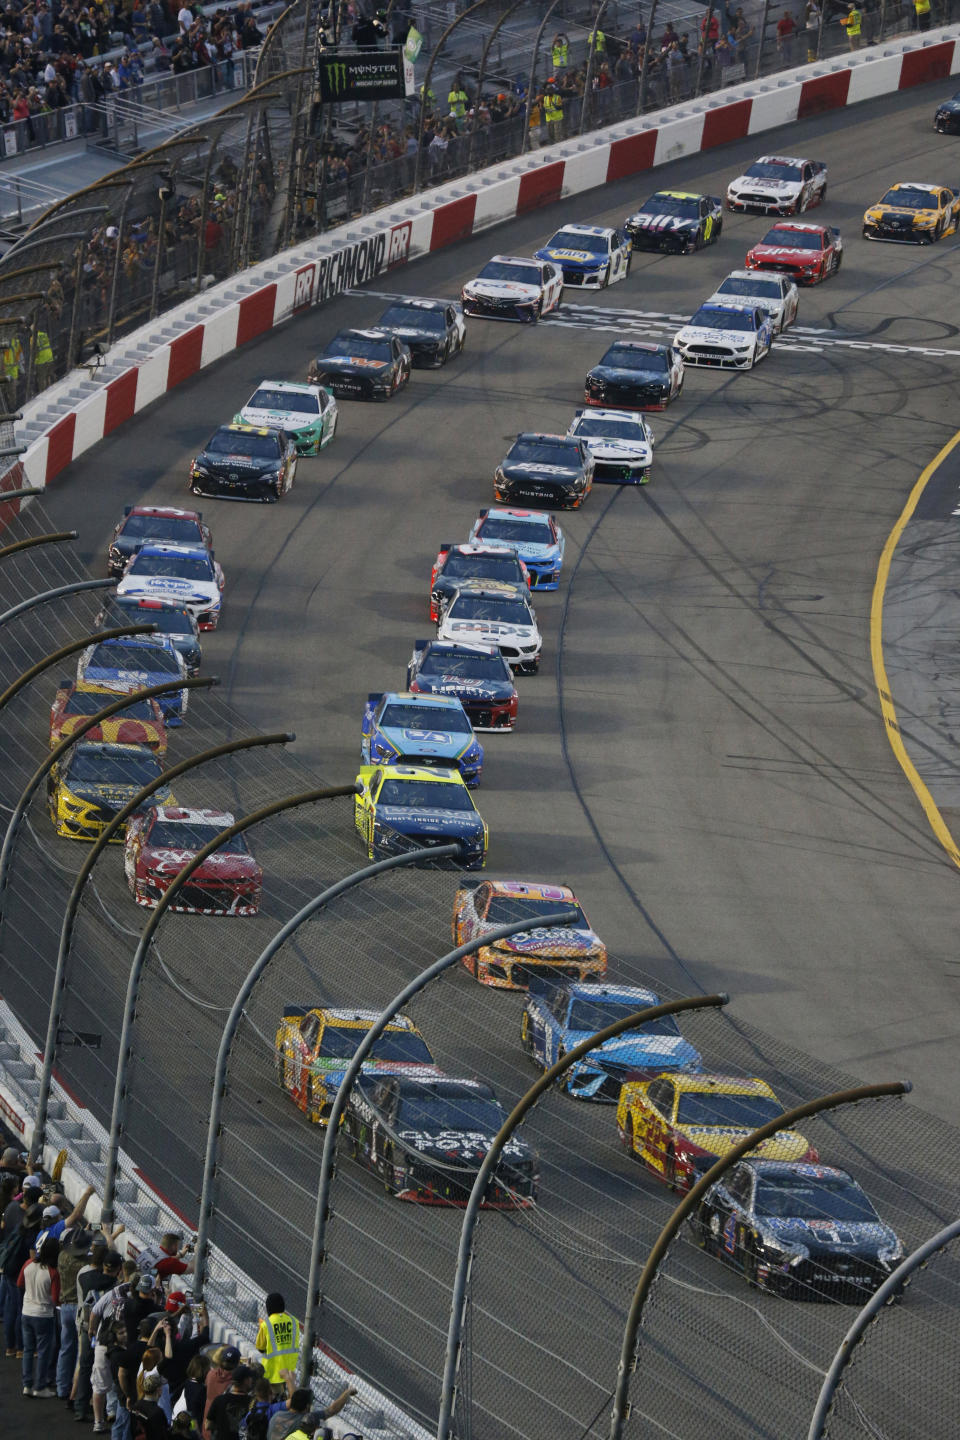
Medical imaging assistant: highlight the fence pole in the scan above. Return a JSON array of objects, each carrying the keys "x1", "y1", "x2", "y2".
[
  {"x1": 413, "y1": 0, "x2": 490, "y2": 195},
  {"x1": 637, "y1": 0, "x2": 660, "y2": 113},
  {"x1": 467, "y1": 0, "x2": 528, "y2": 171},
  {"x1": 522, "y1": 0, "x2": 564, "y2": 153},
  {"x1": 0, "y1": 485, "x2": 42, "y2": 508},
  {"x1": 580, "y1": 0, "x2": 612, "y2": 135},
  {"x1": 0, "y1": 577, "x2": 115, "y2": 628},
  {"x1": 0, "y1": 625, "x2": 160, "y2": 716},
  {"x1": 754, "y1": 0, "x2": 772, "y2": 77},
  {"x1": 0, "y1": 529, "x2": 75, "y2": 563}
]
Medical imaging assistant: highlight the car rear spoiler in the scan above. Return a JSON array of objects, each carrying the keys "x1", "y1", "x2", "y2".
[{"x1": 280, "y1": 1005, "x2": 307, "y2": 1020}]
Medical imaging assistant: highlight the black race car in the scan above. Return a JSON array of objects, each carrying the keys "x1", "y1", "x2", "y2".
[
  {"x1": 494, "y1": 433, "x2": 595, "y2": 511},
  {"x1": 430, "y1": 544, "x2": 529, "y2": 621},
  {"x1": 108, "y1": 505, "x2": 212, "y2": 578},
  {"x1": 345, "y1": 1073, "x2": 538, "y2": 1206},
  {"x1": 374, "y1": 299, "x2": 466, "y2": 368},
  {"x1": 96, "y1": 594, "x2": 202, "y2": 676},
  {"x1": 624, "y1": 190, "x2": 723, "y2": 253},
  {"x1": 934, "y1": 91, "x2": 960, "y2": 134},
  {"x1": 691, "y1": 1160, "x2": 903, "y2": 1301},
  {"x1": 585, "y1": 341, "x2": 684, "y2": 412},
  {"x1": 189, "y1": 424, "x2": 297, "y2": 502},
  {"x1": 308, "y1": 328, "x2": 411, "y2": 400},
  {"x1": 407, "y1": 638, "x2": 518, "y2": 731}
]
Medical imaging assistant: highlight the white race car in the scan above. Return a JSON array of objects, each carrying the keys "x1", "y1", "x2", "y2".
[
  {"x1": 116, "y1": 542, "x2": 225, "y2": 630},
  {"x1": 437, "y1": 579, "x2": 542, "y2": 674},
  {"x1": 461, "y1": 255, "x2": 563, "y2": 322},
  {"x1": 567, "y1": 409, "x2": 654, "y2": 484},
  {"x1": 533, "y1": 224, "x2": 632, "y2": 289},
  {"x1": 705, "y1": 270, "x2": 799, "y2": 334},
  {"x1": 673, "y1": 303, "x2": 774, "y2": 370},
  {"x1": 726, "y1": 156, "x2": 827, "y2": 216},
  {"x1": 233, "y1": 380, "x2": 337, "y2": 455}
]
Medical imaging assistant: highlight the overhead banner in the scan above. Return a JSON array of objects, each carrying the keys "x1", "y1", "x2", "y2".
[
  {"x1": 403, "y1": 26, "x2": 423, "y2": 63},
  {"x1": 317, "y1": 48, "x2": 412, "y2": 102}
]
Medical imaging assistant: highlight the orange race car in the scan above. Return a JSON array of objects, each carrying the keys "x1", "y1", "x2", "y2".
[{"x1": 452, "y1": 879, "x2": 607, "y2": 989}]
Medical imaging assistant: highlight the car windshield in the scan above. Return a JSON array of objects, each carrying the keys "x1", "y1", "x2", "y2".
[
  {"x1": 642, "y1": 193, "x2": 699, "y2": 216},
  {"x1": 716, "y1": 277, "x2": 782, "y2": 300},
  {"x1": 880, "y1": 187, "x2": 937, "y2": 209},
  {"x1": 107, "y1": 602, "x2": 197, "y2": 636},
  {"x1": 205, "y1": 430, "x2": 281, "y2": 458},
  {"x1": 761, "y1": 228, "x2": 822, "y2": 250},
  {"x1": 676, "y1": 1092, "x2": 784, "y2": 1127},
  {"x1": 377, "y1": 779, "x2": 475, "y2": 810},
  {"x1": 441, "y1": 553, "x2": 522, "y2": 583},
  {"x1": 449, "y1": 595, "x2": 531, "y2": 623},
  {"x1": 67, "y1": 750, "x2": 162, "y2": 786},
  {"x1": 486, "y1": 896, "x2": 587, "y2": 925},
  {"x1": 690, "y1": 308, "x2": 757, "y2": 331},
  {"x1": 507, "y1": 439, "x2": 579, "y2": 466},
  {"x1": 567, "y1": 1000, "x2": 681, "y2": 1034},
  {"x1": 574, "y1": 417, "x2": 648, "y2": 441},
  {"x1": 546, "y1": 229, "x2": 608, "y2": 253},
  {"x1": 119, "y1": 515, "x2": 202, "y2": 542},
  {"x1": 63, "y1": 691, "x2": 156, "y2": 720},
  {"x1": 599, "y1": 345, "x2": 668, "y2": 372},
  {"x1": 147, "y1": 822, "x2": 249, "y2": 852},
  {"x1": 755, "y1": 1175, "x2": 880, "y2": 1224},
  {"x1": 87, "y1": 643, "x2": 182, "y2": 674},
  {"x1": 745, "y1": 161, "x2": 803, "y2": 181},
  {"x1": 379, "y1": 304, "x2": 445, "y2": 332},
  {"x1": 380, "y1": 702, "x2": 471, "y2": 733},
  {"x1": 126, "y1": 553, "x2": 214, "y2": 581},
  {"x1": 247, "y1": 387, "x2": 320, "y2": 414},
  {"x1": 396, "y1": 1092, "x2": 505, "y2": 1133},
  {"x1": 318, "y1": 1026, "x2": 434, "y2": 1063},
  {"x1": 323, "y1": 333, "x2": 392, "y2": 361},
  {"x1": 418, "y1": 650, "x2": 511, "y2": 681},
  {"x1": 477, "y1": 261, "x2": 541, "y2": 285},
  {"x1": 479, "y1": 517, "x2": 554, "y2": 546}
]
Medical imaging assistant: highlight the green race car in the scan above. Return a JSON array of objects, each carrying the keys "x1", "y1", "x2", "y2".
[{"x1": 233, "y1": 379, "x2": 338, "y2": 455}]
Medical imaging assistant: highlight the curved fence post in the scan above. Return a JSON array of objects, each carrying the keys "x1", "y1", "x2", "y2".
[
  {"x1": 0, "y1": 485, "x2": 42, "y2": 508},
  {"x1": 466, "y1": 0, "x2": 528, "y2": 172},
  {"x1": 0, "y1": 625, "x2": 159, "y2": 716},
  {"x1": 522, "y1": 0, "x2": 564, "y2": 153},
  {"x1": 0, "y1": 529, "x2": 76, "y2": 563},
  {"x1": 0, "y1": 577, "x2": 115, "y2": 627}
]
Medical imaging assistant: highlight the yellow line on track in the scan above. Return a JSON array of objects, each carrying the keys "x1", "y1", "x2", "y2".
[{"x1": 871, "y1": 428, "x2": 960, "y2": 870}]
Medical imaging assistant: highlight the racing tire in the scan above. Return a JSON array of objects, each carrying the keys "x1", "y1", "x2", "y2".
[
  {"x1": 554, "y1": 1046, "x2": 567, "y2": 1086},
  {"x1": 275, "y1": 1053, "x2": 288, "y2": 1091},
  {"x1": 833, "y1": 249, "x2": 843, "y2": 274},
  {"x1": 714, "y1": 218, "x2": 723, "y2": 242},
  {"x1": 520, "y1": 1010, "x2": 536, "y2": 1060},
  {"x1": 820, "y1": 183, "x2": 827, "y2": 205},
  {"x1": 742, "y1": 1237, "x2": 762, "y2": 1289}
]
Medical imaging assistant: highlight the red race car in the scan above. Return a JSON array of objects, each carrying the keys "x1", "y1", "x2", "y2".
[
  {"x1": 124, "y1": 805, "x2": 263, "y2": 914},
  {"x1": 744, "y1": 221, "x2": 843, "y2": 286},
  {"x1": 429, "y1": 543, "x2": 530, "y2": 621},
  {"x1": 49, "y1": 682, "x2": 168, "y2": 755}
]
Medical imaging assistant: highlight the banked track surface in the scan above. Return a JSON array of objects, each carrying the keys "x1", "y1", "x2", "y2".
[{"x1": 5, "y1": 82, "x2": 960, "y2": 1439}]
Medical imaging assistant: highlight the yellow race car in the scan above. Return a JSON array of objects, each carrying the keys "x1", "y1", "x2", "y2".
[
  {"x1": 862, "y1": 181, "x2": 960, "y2": 243},
  {"x1": 354, "y1": 763, "x2": 487, "y2": 869},
  {"x1": 47, "y1": 741, "x2": 174, "y2": 841},
  {"x1": 616, "y1": 1072, "x2": 818, "y2": 1193}
]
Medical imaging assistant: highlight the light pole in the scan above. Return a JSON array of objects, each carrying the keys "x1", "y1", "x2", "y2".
[
  {"x1": 0, "y1": 529, "x2": 77, "y2": 563},
  {"x1": 0, "y1": 577, "x2": 116, "y2": 627}
]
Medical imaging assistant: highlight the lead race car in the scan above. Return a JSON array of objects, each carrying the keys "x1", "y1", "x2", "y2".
[
  {"x1": 625, "y1": 190, "x2": 723, "y2": 253},
  {"x1": 233, "y1": 379, "x2": 337, "y2": 455},
  {"x1": 124, "y1": 805, "x2": 263, "y2": 914},
  {"x1": 461, "y1": 255, "x2": 563, "y2": 322},
  {"x1": 726, "y1": 155, "x2": 827, "y2": 216},
  {"x1": 673, "y1": 303, "x2": 773, "y2": 370},
  {"x1": 360, "y1": 691, "x2": 483, "y2": 785},
  {"x1": 533, "y1": 223, "x2": 631, "y2": 288}
]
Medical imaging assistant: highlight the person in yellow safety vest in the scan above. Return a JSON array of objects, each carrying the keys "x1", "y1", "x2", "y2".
[
  {"x1": 591, "y1": 27, "x2": 606, "y2": 56},
  {"x1": 543, "y1": 85, "x2": 563, "y2": 143},
  {"x1": 839, "y1": 1, "x2": 861, "y2": 47},
  {"x1": 34, "y1": 329, "x2": 54, "y2": 389},
  {"x1": 255, "y1": 1291, "x2": 302, "y2": 1387},
  {"x1": 2, "y1": 335, "x2": 22, "y2": 385},
  {"x1": 419, "y1": 81, "x2": 436, "y2": 112},
  {"x1": 914, "y1": 0, "x2": 931, "y2": 29},
  {"x1": 447, "y1": 80, "x2": 468, "y2": 122},
  {"x1": 551, "y1": 32, "x2": 568, "y2": 69}
]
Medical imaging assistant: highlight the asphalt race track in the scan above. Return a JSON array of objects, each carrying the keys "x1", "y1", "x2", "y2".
[{"x1": 7, "y1": 80, "x2": 960, "y2": 1440}]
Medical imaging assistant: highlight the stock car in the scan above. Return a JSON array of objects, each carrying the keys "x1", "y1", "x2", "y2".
[
  {"x1": 624, "y1": 190, "x2": 723, "y2": 253},
  {"x1": 97, "y1": 595, "x2": 202, "y2": 677},
  {"x1": 745, "y1": 222, "x2": 843, "y2": 285},
  {"x1": 117, "y1": 543, "x2": 224, "y2": 631},
  {"x1": 107, "y1": 506, "x2": 212, "y2": 578},
  {"x1": 275, "y1": 1006, "x2": 440, "y2": 1125},
  {"x1": 521, "y1": 981, "x2": 701, "y2": 1099},
  {"x1": 725, "y1": 156, "x2": 828, "y2": 216},
  {"x1": 584, "y1": 341, "x2": 684, "y2": 412},
  {"x1": 468, "y1": 509, "x2": 565, "y2": 589},
  {"x1": 360, "y1": 691, "x2": 484, "y2": 785},
  {"x1": 308, "y1": 329, "x2": 412, "y2": 399},
  {"x1": 233, "y1": 379, "x2": 338, "y2": 454},
  {"x1": 616, "y1": 1073, "x2": 818, "y2": 1193},
  {"x1": 190, "y1": 424, "x2": 298, "y2": 502},
  {"x1": 452, "y1": 879, "x2": 607, "y2": 989},
  {"x1": 494, "y1": 433, "x2": 594, "y2": 511},
  {"x1": 533, "y1": 223, "x2": 632, "y2": 288},
  {"x1": 862, "y1": 181, "x2": 960, "y2": 243},
  {"x1": 567, "y1": 409, "x2": 654, "y2": 484},
  {"x1": 76, "y1": 635, "x2": 189, "y2": 725},
  {"x1": 673, "y1": 304, "x2": 774, "y2": 370},
  {"x1": 123, "y1": 805, "x2": 263, "y2": 914},
  {"x1": 934, "y1": 91, "x2": 960, "y2": 134},
  {"x1": 461, "y1": 255, "x2": 563, "y2": 322},
  {"x1": 436, "y1": 580, "x2": 542, "y2": 675},
  {"x1": 374, "y1": 298, "x2": 466, "y2": 367},
  {"x1": 691, "y1": 1161, "x2": 903, "y2": 1300},
  {"x1": 429, "y1": 544, "x2": 530, "y2": 622},
  {"x1": 344, "y1": 1073, "x2": 538, "y2": 1205},
  {"x1": 354, "y1": 764, "x2": 488, "y2": 869},
  {"x1": 406, "y1": 639, "x2": 519, "y2": 732},
  {"x1": 705, "y1": 270, "x2": 799, "y2": 334},
  {"x1": 49, "y1": 682, "x2": 167, "y2": 755},
  {"x1": 47, "y1": 741, "x2": 173, "y2": 841}
]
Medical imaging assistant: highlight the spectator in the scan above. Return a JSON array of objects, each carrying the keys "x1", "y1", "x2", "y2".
[
  {"x1": 840, "y1": 1, "x2": 863, "y2": 45},
  {"x1": 124, "y1": 1271, "x2": 162, "y2": 1337},
  {"x1": 133, "y1": 1371, "x2": 172, "y2": 1440},
  {"x1": 254, "y1": 1293, "x2": 300, "y2": 1390},
  {"x1": 203, "y1": 1344, "x2": 241, "y2": 1427},
  {"x1": 74, "y1": 1236, "x2": 115, "y2": 1421},
  {"x1": 265, "y1": 1372, "x2": 356, "y2": 1440},
  {"x1": 776, "y1": 9, "x2": 797, "y2": 63},
  {"x1": 178, "y1": 1352, "x2": 211, "y2": 1429},
  {"x1": 805, "y1": 0, "x2": 822, "y2": 58},
  {"x1": 177, "y1": 3, "x2": 193, "y2": 32},
  {"x1": 18, "y1": 1233, "x2": 61, "y2": 1397},
  {"x1": 1, "y1": 1146, "x2": 27, "y2": 1180},
  {"x1": 2, "y1": 1188, "x2": 43, "y2": 1357},
  {"x1": 57, "y1": 1225, "x2": 94, "y2": 1402},
  {"x1": 914, "y1": 0, "x2": 932, "y2": 26},
  {"x1": 163, "y1": 1295, "x2": 209, "y2": 1404},
  {"x1": 37, "y1": 1183, "x2": 95, "y2": 1251},
  {"x1": 205, "y1": 1363, "x2": 254, "y2": 1440}
]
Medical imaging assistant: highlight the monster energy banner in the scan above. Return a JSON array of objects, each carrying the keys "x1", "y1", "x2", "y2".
[{"x1": 317, "y1": 48, "x2": 411, "y2": 102}]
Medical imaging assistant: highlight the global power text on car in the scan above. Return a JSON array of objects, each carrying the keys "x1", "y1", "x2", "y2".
[
  {"x1": 190, "y1": 424, "x2": 298, "y2": 501},
  {"x1": 234, "y1": 380, "x2": 337, "y2": 454},
  {"x1": 406, "y1": 640, "x2": 519, "y2": 731},
  {"x1": 494, "y1": 433, "x2": 594, "y2": 511},
  {"x1": 533, "y1": 223, "x2": 631, "y2": 288},
  {"x1": 124, "y1": 806, "x2": 263, "y2": 914},
  {"x1": 360, "y1": 691, "x2": 483, "y2": 784},
  {"x1": 452, "y1": 880, "x2": 607, "y2": 989}
]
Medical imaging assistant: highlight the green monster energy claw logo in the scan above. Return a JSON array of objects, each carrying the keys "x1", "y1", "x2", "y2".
[{"x1": 326, "y1": 60, "x2": 347, "y2": 95}]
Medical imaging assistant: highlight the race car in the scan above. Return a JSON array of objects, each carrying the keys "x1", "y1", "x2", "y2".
[
  {"x1": 406, "y1": 640, "x2": 519, "y2": 732},
  {"x1": 437, "y1": 580, "x2": 541, "y2": 675},
  {"x1": 374, "y1": 298, "x2": 466, "y2": 367},
  {"x1": 521, "y1": 980, "x2": 701, "y2": 1099},
  {"x1": 47, "y1": 741, "x2": 172, "y2": 841},
  {"x1": 624, "y1": 191, "x2": 723, "y2": 253},
  {"x1": 307, "y1": 328, "x2": 411, "y2": 400},
  {"x1": 233, "y1": 380, "x2": 337, "y2": 455},
  {"x1": 344, "y1": 1073, "x2": 538, "y2": 1205},
  {"x1": 616, "y1": 1072, "x2": 818, "y2": 1193},
  {"x1": 461, "y1": 255, "x2": 563, "y2": 322},
  {"x1": 584, "y1": 341, "x2": 684, "y2": 412},
  {"x1": 468, "y1": 508, "x2": 565, "y2": 589},
  {"x1": 725, "y1": 156, "x2": 828, "y2": 216},
  {"x1": 429, "y1": 544, "x2": 530, "y2": 622},
  {"x1": 691, "y1": 1160, "x2": 903, "y2": 1300},
  {"x1": 354, "y1": 763, "x2": 488, "y2": 869},
  {"x1": 745, "y1": 222, "x2": 842, "y2": 285},
  {"x1": 494, "y1": 433, "x2": 594, "y2": 511},
  {"x1": 107, "y1": 506, "x2": 212, "y2": 578},
  {"x1": 76, "y1": 635, "x2": 189, "y2": 725},
  {"x1": 190, "y1": 424, "x2": 298, "y2": 502},
  {"x1": 49, "y1": 682, "x2": 167, "y2": 755},
  {"x1": 567, "y1": 409, "x2": 654, "y2": 484},
  {"x1": 360, "y1": 691, "x2": 483, "y2": 785},
  {"x1": 275, "y1": 1007, "x2": 439, "y2": 1125},
  {"x1": 533, "y1": 223, "x2": 631, "y2": 288},
  {"x1": 705, "y1": 270, "x2": 799, "y2": 335},
  {"x1": 452, "y1": 879, "x2": 606, "y2": 989},
  {"x1": 673, "y1": 303, "x2": 774, "y2": 370},
  {"x1": 123, "y1": 805, "x2": 261, "y2": 914},
  {"x1": 96, "y1": 595, "x2": 202, "y2": 677},
  {"x1": 116, "y1": 542, "x2": 224, "y2": 631},
  {"x1": 862, "y1": 181, "x2": 960, "y2": 243},
  {"x1": 934, "y1": 91, "x2": 960, "y2": 134}
]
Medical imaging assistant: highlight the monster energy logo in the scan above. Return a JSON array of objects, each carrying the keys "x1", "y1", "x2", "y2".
[
  {"x1": 318, "y1": 48, "x2": 407, "y2": 102},
  {"x1": 325, "y1": 60, "x2": 347, "y2": 96}
]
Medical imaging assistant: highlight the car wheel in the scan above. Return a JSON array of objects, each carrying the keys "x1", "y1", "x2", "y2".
[
  {"x1": 664, "y1": 1144, "x2": 679, "y2": 1190},
  {"x1": 628, "y1": 1115, "x2": 641, "y2": 1158},
  {"x1": 833, "y1": 249, "x2": 843, "y2": 274},
  {"x1": 742, "y1": 1236, "x2": 762, "y2": 1288},
  {"x1": 276, "y1": 1052, "x2": 288, "y2": 1090},
  {"x1": 820, "y1": 182, "x2": 828, "y2": 204},
  {"x1": 520, "y1": 1011, "x2": 536, "y2": 1059}
]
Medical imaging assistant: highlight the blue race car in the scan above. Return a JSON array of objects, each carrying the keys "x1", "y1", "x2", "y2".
[
  {"x1": 76, "y1": 635, "x2": 189, "y2": 725},
  {"x1": 468, "y1": 508, "x2": 565, "y2": 590},
  {"x1": 520, "y1": 980, "x2": 701, "y2": 1101},
  {"x1": 361, "y1": 691, "x2": 484, "y2": 786},
  {"x1": 533, "y1": 223, "x2": 632, "y2": 289},
  {"x1": 406, "y1": 640, "x2": 518, "y2": 732}
]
